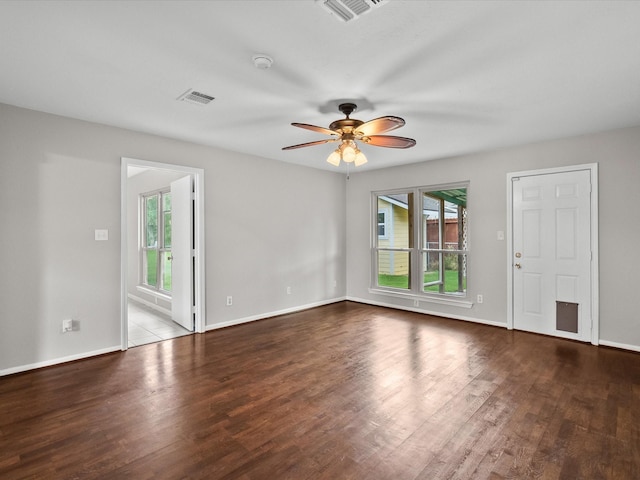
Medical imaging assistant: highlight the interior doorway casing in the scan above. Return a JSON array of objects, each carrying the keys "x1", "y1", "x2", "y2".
[
  {"x1": 120, "y1": 158, "x2": 206, "y2": 350},
  {"x1": 506, "y1": 163, "x2": 599, "y2": 345}
]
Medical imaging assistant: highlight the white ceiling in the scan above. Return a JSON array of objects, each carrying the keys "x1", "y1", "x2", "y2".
[{"x1": 2, "y1": 1, "x2": 640, "y2": 171}]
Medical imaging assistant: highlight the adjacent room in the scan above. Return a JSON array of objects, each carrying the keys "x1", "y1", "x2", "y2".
[{"x1": 1, "y1": 1, "x2": 639, "y2": 478}]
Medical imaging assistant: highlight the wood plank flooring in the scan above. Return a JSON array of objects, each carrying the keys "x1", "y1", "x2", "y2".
[{"x1": 1, "y1": 301, "x2": 639, "y2": 479}]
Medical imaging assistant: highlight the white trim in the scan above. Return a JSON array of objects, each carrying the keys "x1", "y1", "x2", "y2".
[
  {"x1": 0, "y1": 346, "x2": 121, "y2": 377},
  {"x1": 135, "y1": 285, "x2": 171, "y2": 301},
  {"x1": 206, "y1": 297, "x2": 346, "y2": 331},
  {"x1": 599, "y1": 340, "x2": 640, "y2": 353},
  {"x1": 506, "y1": 163, "x2": 599, "y2": 344},
  {"x1": 128, "y1": 293, "x2": 172, "y2": 317},
  {"x1": 348, "y1": 296, "x2": 505, "y2": 328},
  {"x1": 368, "y1": 288, "x2": 473, "y2": 308},
  {"x1": 121, "y1": 158, "x2": 207, "y2": 351}
]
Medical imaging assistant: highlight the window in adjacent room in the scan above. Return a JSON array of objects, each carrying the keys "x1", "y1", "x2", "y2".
[
  {"x1": 373, "y1": 184, "x2": 468, "y2": 298},
  {"x1": 141, "y1": 189, "x2": 172, "y2": 294}
]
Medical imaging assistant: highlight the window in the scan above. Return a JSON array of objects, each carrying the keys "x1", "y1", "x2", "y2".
[
  {"x1": 375, "y1": 192, "x2": 413, "y2": 290},
  {"x1": 141, "y1": 190, "x2": 172, "y2": 294},
  {"x1": 373, "y1": 184, "x2": 468, "y2": 299},
  {"x1": 377, "y1": 208, "x2": 390, "y2": 238}
]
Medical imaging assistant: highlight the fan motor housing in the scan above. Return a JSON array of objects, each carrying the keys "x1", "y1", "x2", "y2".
[{"x1": 329, "y1": 118, "x2": 364, "y2": 133}]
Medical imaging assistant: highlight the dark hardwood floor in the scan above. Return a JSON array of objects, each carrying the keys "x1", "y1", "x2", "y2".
[{"x1": 1, "y1": 301, "x2": 639, "y2": 479}]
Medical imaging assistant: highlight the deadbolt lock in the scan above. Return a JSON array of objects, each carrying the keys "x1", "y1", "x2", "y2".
[{"x1": 515, "y1": 252, "x2": 522, "y2": 258}]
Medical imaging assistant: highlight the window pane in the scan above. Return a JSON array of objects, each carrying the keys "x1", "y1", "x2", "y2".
[
  {"x1": 144, "y1": 249, "x2": 158, "y2": 287},
  {"x1": 423, "y1": 252, "x2": 466, "y2": 294},
  {"x1": 423, "y1": 188, "x2": 467, "y2": 251},
  {"x1": 377, "y1": 250, "x2": 410, "y2": 289},
  {"x1": 377, "y1": 193, "x2": 412, "y2": 248},
  {"x1": 161, "y1": 251, "x2": 172, "y2": 291},
  {"x1": 163, "y1": 193, "x2": 172, "y2": 248},
  {"x1": 163, "y1": 211, "x2": 172, "y2": 248},
  {"x1": 145, "y1": 196, "x2": 158, "y2": 247},
  {"x1": 423, "y1": 193, "x2": 441, "y2": 248},
  {"x1": 422, "y1": 251, "x2": 441, "y2": 291},
  {"x1": 163, "y1": 192, "x2": 171, "y2": 212}
]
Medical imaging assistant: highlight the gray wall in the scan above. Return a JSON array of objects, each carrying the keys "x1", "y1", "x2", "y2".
[
  {"x1": 0, "y1": 103, "x2": 347, "y2": 373},
  {"x1": 2, "y1": 101, "x2": 639, "y2": 374},
  {"x1": 346, "y1": 126, "x2": 640, "y2": 349}
]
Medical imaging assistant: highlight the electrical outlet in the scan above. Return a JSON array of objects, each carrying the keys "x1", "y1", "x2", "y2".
[
  {"x1": 477, "y1": 294, "x2": 484, "y2": 304},
  {"x1": 286, "y1": 286, "x2": 291, "y2": 295},
  {"x1": 226, "y1": 296, "x2": 233, "y2": 306}
]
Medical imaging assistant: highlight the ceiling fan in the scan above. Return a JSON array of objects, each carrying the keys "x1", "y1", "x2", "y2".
[{"x1": 282, "y1": 103, "x2": 416, "y2": 167}]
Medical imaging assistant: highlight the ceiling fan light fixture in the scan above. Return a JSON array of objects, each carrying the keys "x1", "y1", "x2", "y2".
[
  {"x1": 354, "y1": 150, "x2": 368, "y2": 166},
  {"x1": 341, "y1": 142, "x2": 356, "y2": 163},
  {"x1": 327, "y1": 150, "x2": 342, "y2": 166}
]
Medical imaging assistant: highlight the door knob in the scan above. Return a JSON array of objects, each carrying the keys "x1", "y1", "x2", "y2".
[{"x1": 515, "y1": 263, "x2": 521, "y2": 269}]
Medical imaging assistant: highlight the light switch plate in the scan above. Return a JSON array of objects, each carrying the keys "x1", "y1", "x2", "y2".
[{"x1": 95, "y1": 229, "x2": 109, "y2": 241}]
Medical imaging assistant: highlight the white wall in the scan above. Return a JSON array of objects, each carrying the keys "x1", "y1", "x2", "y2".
[
  {"x1": 0, "y1": 103, "x2": 347, "y2": 374},
  {"x1": 346, "y1": 126, "x2": 640, "y2": 350}
]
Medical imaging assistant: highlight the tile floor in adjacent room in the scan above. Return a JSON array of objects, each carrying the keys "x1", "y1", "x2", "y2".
[{"x1": 127, "y1": 300, "x2": 191, "y2": 348}]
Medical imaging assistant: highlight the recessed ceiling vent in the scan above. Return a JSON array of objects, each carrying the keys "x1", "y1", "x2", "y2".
[
  {"x1": 177, "y1": 89, "x2": 215, "y2": 106},
  {"x1": 316, "y1": 0, "x2": 388, "y2": 23}
]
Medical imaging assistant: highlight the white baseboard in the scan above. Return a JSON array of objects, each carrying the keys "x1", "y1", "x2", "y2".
[
  {"x1": 599, "y1": 339, "x2": 640, "y2": 353},
  {"x1": 0, "y1": 346, "x2": 122, "y2": 377},
  {"x1": 206, "y1": 296, "x2": 347, "y2": 331},
  {"x1": 128, "y1": 293, "x2": 171, "y2": 317},
  {"x1": 347, "y1": 295, "x2": 507, "y2": 328},
  {"x1": 349, "y1": 297, "x2": 640, "y2": 353}
]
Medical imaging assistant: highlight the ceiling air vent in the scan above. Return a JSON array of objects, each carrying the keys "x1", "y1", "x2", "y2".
[
  {"x1": 316, "y1": 0, "x2": 388, "y2": 23},
  {"x1": 177, "y1": 89, "x2": 215, "y2": 106}
]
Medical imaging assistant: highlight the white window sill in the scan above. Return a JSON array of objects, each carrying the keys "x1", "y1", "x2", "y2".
[
  {"x1": 368, "y1": 288, "x2": 473, "y2": 309},
  {"x1": 136, "y1": 285, "x2": 171, "y2": 301}
]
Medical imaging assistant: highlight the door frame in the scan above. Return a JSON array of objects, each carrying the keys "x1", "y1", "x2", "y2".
[
  {"x1": 506, "y1": 163, "x2": 599, "y2": 345},
  {"x1": 120, "y1": 157, "x2": 206, "y2": 350}
]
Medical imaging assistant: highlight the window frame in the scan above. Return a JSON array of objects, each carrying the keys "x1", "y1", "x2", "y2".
[
  {"x1": 370, "y1": 182, "x2": 471, "y2": 307},
  {"x1": 140, "y1": 188, "x2": 172, "y2": 296}
]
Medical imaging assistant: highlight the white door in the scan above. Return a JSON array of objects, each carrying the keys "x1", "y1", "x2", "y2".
[
  {"x1": 512, "y1": 169, "x2": 592, "y2": 341},
  {"x1": 170, "y1": 175, "x2": 194, "y2": 332}
]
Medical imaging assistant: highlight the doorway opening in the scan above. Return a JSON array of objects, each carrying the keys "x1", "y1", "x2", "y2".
[{"x1": 120, "y1": 158, "x2": 206, "y2": 350}]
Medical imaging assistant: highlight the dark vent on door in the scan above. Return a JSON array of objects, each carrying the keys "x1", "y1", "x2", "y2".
[{"x1": 177, "y1": 89, "x2": 215, "y2": 106}]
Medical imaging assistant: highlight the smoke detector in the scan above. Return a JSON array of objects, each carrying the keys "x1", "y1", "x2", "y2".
[
  {"x1": 252, "y1": 54, "x2": 274, "y2": 70},
  {"x1": 316, "y1": 0, "x2": 388, "y2": 23},
  {"x1": 177, "y1": 89, "x2": 215, "y2": 106}
]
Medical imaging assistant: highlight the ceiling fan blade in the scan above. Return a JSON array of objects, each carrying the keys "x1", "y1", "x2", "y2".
[
  {"x1": 364, "y1": 135, "x2": 416, "y2": 149},
  {"x1": 292, "y1": 123, "x2": 339, "y2": 136},
  {"x1": 356, "y1": 116, "x2": 405, "y2": 136},
  {"x1": 282, "y1": 139, "x2": 337, "y2": 150}
]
